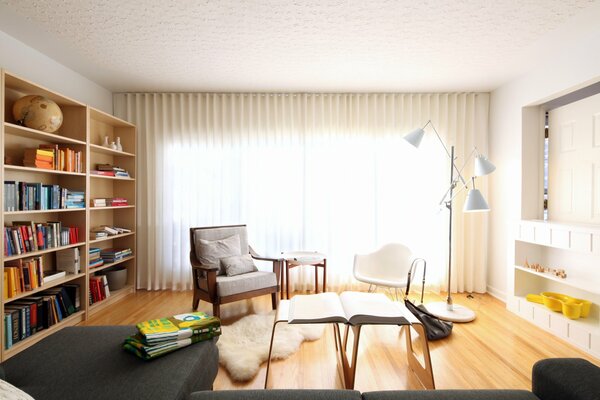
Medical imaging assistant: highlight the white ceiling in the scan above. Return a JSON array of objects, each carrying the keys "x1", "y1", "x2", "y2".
[{"x1": 0, "y1": 0, "x2": 599, "y2": 93}]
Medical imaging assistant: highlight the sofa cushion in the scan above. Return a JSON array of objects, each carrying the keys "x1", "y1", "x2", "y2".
[
  {"x1": 221, "y1": 254, "x2": 258, "y2": 276},
  {"x1": 217, "y1": 271, "x2": 277, "y2": 297},
  {"x1": 1, "y1": 326, "x2": 219, "y2": 400},
  {"x1": 532, "y1": 358, "x2": 600, "y2": 400},
  {"x1": 362, "y1": 390, "x2": 539, "y2": 400},
  {"x1": 195, "y1": 234, "x2": 242, "y2": 275},
  {"x1": 190, "y1": 389, "x2": 362, "y2": 400}
]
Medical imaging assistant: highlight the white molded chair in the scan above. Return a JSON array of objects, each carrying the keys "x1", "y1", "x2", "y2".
[{"x1": 353, "y1": 243, "x2": 425, "y2": 300}]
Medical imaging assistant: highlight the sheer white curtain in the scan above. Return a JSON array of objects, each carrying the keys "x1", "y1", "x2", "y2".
[{"x1": 114, "y1": 93, "x2": 489, "y2": 293}]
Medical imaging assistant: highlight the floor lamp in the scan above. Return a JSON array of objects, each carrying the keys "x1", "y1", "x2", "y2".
[{"x1": 403, "y1": 120, "x2": 495, "y2": 323}]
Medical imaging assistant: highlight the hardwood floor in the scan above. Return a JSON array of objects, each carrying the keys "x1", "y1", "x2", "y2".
[{"x1": 82, "y1": 290, "x2": 599, "y2": 392}]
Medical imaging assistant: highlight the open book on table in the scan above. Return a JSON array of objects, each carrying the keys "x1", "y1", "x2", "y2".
[{"x1": 287, "y1": 291, "x2": 411, "y2": 325}]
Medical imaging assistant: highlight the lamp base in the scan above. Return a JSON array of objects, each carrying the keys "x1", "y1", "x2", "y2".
[{"x1": 426, "y1": 301, "x2": 476, "y2": 323}]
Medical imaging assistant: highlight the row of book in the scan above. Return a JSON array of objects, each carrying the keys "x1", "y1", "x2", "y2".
[
  {"x1": 4, "y1": 284, "x2": 80, "y2": 349},
  {"x1": 3, "y1": 221, "x2": 80, "y2": 256},
  {"x1": 89, "y1": 275, "x2": 110, "y2": 305},
  {"x1": 90, "y1": 225, "x2": 132, "y2": 240},
  {"x1": 3, "y1": 248, "x2": 81, "y2": 300},
  {"x1": 100, "y1": 248, "x2": 133, "y2": 263},
  {"x1": 91, "y1": 197, "x2": 129, "y2": 207},
  {"x1": 89, "y1": 248, "x2": 103, "y2": 268},
  {"x1": 3, "y1": 181, "x2": 85, "y2": 211},
  {"x1": 91, "y1": 163, "x2": 130, "y2": 178},
  {"x1": 23, "y1": 145, "x2": 83, "y2": 173}
]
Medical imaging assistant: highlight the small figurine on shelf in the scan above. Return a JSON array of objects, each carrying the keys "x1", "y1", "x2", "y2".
[
  {"x1": 102, "y1": 136, "x2": 110, "y2": 148},
  {"x1": 110, "y1": 141, "x2": 117, "y2": 150},
  {"x1": 116, "y1": 136, "x2": 123, "y2": 152}
]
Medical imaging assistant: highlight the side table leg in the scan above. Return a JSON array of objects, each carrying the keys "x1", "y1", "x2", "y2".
[
  {"x1": 315, "y1": 265, "x2": 319, "y2": 293},
  {"x1": 404, "y1": 324, "x2": 435, "y2": 390},
  {"x1": 285, "y1": 262, "x2": 290, "y2": 299},
  {"x1": 322, "y1": 259, "x2": 327, "y2": 293}
]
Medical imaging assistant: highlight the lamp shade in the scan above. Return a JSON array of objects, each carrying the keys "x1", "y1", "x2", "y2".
[
  {"x1": 474, "y1": 155, "x2": 496, "y2": 176},
  {"x1": 463, "y1": 189, "x2": 490, "y2": 212},
  {"x1": 403, "y1": 128, "x2": 425, "y2": 148}
]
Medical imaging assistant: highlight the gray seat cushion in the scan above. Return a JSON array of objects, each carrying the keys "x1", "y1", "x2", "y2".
[
  {"x1": 191, "y1": 389, "x2": 362, "y2": 400},
  {"x1": 1, "y1": 326, "x2": 219, "y2": 400},
  {"x1": 362, "y1": 390, "x2": 539, "y2": 400},
  {"x1": 217, "y1": 271, "x2": 277, "y2": 297}
]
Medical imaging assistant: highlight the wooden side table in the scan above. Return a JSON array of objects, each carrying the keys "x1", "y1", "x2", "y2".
[{"x1": 281, "y1": 251, "x2": 327, "y2": 299}]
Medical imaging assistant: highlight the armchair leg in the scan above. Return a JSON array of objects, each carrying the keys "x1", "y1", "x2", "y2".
[
  {"x1": 192, "y1": 289, "x2": 200, "y2": 311},
  {"x1": 271, "y1": 292, "x2": 278, "y2": 310},
  {"x1": 212, "y1": 304, "x2": 220, "y2": 319}
]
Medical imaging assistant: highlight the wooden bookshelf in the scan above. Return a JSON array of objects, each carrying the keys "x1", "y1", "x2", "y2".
[{"x1": 1, "y1": 70, "x2": 137, "y2": 360}]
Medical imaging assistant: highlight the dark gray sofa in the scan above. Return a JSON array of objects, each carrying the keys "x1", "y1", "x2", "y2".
[
  {"x1": 191, "y1": 358, "x2": 600, "y2": 400},
  {"x1": 1, "y1": 326, "x2": 219, "y2": 400}
]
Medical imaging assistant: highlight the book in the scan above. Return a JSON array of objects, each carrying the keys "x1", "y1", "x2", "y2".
[
  {"x1": 287, "y1": 292, "x2": 411, "y2": 326},
  {"x1": 56, "y1": 247, "x2": 80, "y2": 274},
  {"x1": 42, "y1": 270, "x2": 66, "y2": 284}
]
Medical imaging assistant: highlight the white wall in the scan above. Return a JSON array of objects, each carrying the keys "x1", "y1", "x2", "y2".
[
  {"x1": 488, "y1": 15, "x2": 600, "y2": 299},
  {"x1": 0, "y1": 29, "x2": 112, "y2": 112}
]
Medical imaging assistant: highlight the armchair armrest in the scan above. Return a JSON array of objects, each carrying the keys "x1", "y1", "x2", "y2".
[{"x1": 249, "y1": 246, "x2": 284, "y2": 262}]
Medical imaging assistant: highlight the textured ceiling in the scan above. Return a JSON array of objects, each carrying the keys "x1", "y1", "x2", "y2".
[{"x1": 0, "y1": 0, "x2": 598, "y2": 92}]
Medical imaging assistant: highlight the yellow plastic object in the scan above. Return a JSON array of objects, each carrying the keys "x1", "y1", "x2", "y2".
[
  {"x1": 526, "y1": 294, "x2": 544, "y2": 304},
  {"x1": 541, "y1": 292, "x2": 570, "y2": 312},
  {"x1": 578, "y1": 299, "x2": 592, "y2": 318},
  {"x1": 531, "y1": 292, "x2": 594, "y2": 320},
  {"x1": 562, "y1": 299, "x2": 582, "y2": 319}
]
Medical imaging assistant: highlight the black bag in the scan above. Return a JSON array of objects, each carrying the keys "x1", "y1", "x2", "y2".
[{"x1": 404, "y1": 260, "x2": 453, "y2": 341}]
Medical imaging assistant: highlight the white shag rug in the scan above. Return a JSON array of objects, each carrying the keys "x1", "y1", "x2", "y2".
[{"x1": 217, "y1": 311, "x2": 324, "y2": 381}]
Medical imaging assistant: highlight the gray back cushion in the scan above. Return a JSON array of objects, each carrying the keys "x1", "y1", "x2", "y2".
[{"x1": 193, "y1": 226, "x2": 249, "y2": 275}]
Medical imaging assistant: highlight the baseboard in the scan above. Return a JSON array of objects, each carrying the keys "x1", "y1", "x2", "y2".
[{"x1": 486, "y1": 285, "x2": 506, "y2": 303}]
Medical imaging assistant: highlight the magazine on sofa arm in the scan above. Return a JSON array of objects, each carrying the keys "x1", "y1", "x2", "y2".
[{"x1": 287, "y1": 291, "x2": 411, "y2": 325}]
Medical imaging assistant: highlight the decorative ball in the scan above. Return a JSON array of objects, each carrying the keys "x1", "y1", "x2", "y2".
[{"x1": 12, "y1": 95, "x2": 63, "y2": 133}]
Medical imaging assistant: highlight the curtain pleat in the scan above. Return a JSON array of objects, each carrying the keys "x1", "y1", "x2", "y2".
[{"x1": 114, "y1": 93, "x2": 490, "y2": 293}]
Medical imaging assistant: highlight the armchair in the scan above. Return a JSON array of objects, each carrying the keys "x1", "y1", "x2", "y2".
[
  {"x1": 189, "y1": 225, "x2": 282, "y2": 318},
  {"x1": 353, "y1": 243, "x2": 423, "y2": 300}
]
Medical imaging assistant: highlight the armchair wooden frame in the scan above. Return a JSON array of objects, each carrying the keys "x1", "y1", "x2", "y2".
[{"x1": 189, "y1": 225, "x2": 283, "y2": 318}]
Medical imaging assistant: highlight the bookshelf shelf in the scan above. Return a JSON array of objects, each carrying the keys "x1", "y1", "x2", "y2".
[
  {"x1": 4, "y1": 272, "x2": 86, "y2": 304},
  {"x1": 3, "y1": 122, "x2": 86, "y2": 146},
  {"x1": 89, "y1": 232, "x2": 136, "y2": 244},
  {"x1": 88, "y1": 284, "x2": 134, "y2": 315},
  {"x1": 4, "y1": 165, "x2": 86, "y2": 177},
  {"x1": 1, "y1": 70, "x2": 138, "y2": 361},
  {"x1": 90, "y1": 205, "x2": 135, "y2": 211},
  {"x1": 3, "y1": 311, "x2": 85, "y2": 360},
  {"x1": 4, "y1": 208, "x2": 85, "y2": 215},
  {"x1": 4, "y1": 242, "x2": 86, "y2": 261},
  {"x1": 89, "y1": 255, "x2": 135, "y2": 273},
  {"x1": 90, "y1": 174, "x2": 135, "y2": 181},
  {"x1": 90, "y1": 144, "x2": 135, "y2": 157}
]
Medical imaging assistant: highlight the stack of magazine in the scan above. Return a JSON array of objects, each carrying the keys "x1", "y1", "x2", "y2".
[{"x1": 123, "y1": 312, "x2": 221, "y2": 360}]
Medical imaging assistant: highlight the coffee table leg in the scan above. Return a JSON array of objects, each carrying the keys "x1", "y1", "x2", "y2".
[
  {"x1": 404, "y1": 324, "x2": 435, "y2": 390},
  {"x1": 264, "y1": 320, "x2": 284, "y2": 389}
]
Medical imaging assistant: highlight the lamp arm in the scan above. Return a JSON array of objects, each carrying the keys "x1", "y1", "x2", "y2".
[
  {"x1": 439, "y1": 176, "x2": 473, "y2": 206},
  {"x1": 428, "y1": 121, "x2": 467, "y2": 185}
]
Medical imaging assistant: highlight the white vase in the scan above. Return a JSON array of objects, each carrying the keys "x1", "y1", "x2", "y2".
[
  {"x1": 116, "y1": 136, "x2": 123, "y2": 152},
  {"x1": 110, "y1": 141, "x2": 117, "y2": 150},
  {"x1": 102, "y1": 136, "x2": 110, "y2": 147}
]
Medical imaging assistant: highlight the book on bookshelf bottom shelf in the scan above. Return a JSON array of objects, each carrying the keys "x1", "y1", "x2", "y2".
[
  {"x1": 89, "y1": 275, "x2": 111, "y2": 305},
  {"x1": 3, "y1": 284, "x2": 80, "y2": 349},
  {"x1": 287, "y1": 291, "x2": 412, "y2": 326}
]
